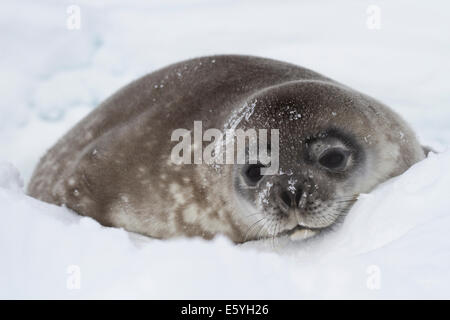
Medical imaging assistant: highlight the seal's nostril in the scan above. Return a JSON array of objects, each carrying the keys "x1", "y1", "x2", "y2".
[
  {"x1": 280, "y1": 188, "x2": 303, "y2": 208},
  {"x1": 295, "y1": 189, "x2": 303, "y2": 206},
  {"x1": 280, "y1": 190, "x2": 293, "y2": 207}
]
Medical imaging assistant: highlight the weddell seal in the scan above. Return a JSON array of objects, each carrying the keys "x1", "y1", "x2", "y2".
[{"x1": 27, "y1": 55, "x2": 426, "y2": 243}]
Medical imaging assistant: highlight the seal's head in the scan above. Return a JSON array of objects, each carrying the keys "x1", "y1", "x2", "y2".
[{"x1": 231, "y1": 80, "x2": 424, "y2": 241}]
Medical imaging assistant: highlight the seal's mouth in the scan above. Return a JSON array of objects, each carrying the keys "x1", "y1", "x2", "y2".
[
  {"x1": 280, "y1": 224, "x2": 325, "y2": 241},
  {"x1": 272, "y1": 196, "x2": 357, "y2": 241}
]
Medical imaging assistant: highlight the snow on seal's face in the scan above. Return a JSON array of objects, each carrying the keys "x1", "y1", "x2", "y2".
[{"x1": 231, "y1": 81, "x2": 424, "y2": 242}]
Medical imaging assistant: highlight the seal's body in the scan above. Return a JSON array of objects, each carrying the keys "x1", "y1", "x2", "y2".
[{"x1": 28, "y1": 55, "x2": 425, "y2": 242}]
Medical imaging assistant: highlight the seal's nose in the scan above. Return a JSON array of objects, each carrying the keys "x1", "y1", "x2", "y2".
[{"x1": 279, "y1": 187, "x2": 303, "y2": 208}]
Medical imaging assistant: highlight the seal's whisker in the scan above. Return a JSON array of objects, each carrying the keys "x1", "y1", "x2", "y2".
[
  {"x1": 243, "y1": 217, "x2": 267, "y2": 242},
  {"x1": 256, "y1": 217, "x2": 273, "y2": 240}
]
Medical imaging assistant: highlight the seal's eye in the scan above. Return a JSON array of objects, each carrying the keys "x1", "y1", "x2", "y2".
[
  {"x1": 243, "y1": 163, "x2": 265, "y2": 185},
  {"x1": 318, "y1": 149, "x2": 348, "y2": 171}
]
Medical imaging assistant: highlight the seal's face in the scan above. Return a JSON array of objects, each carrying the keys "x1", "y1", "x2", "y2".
[
  {"x1": 234, "y1": 129, "x2": 364, "y2": 241},
  {"x1": 231, "y1": 82, "x2": 374, "y2": 241}
]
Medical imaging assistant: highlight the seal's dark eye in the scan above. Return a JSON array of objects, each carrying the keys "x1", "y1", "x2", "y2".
[
  {"x1": 243, "y1": 163, "x2": 265, "y2": 185},
  {"x1": 318, "y1": 149, "x2": 348, "y2": 170}
]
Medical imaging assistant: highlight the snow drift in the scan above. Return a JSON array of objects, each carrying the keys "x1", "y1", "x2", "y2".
[{"x1": 1, "y1": 150, "x2": 449, "y2": 299}]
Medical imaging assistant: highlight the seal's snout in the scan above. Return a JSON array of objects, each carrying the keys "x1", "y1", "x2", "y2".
[{"x1": 278, "y1": 185, "x2": 303, "y2": 210}]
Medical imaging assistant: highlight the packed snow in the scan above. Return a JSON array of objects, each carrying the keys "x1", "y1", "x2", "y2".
[{"x1": 1, "y1": 0, "x2": 449, "y2": 299}]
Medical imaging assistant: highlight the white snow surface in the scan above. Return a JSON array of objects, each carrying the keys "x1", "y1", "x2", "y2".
[{"x1": 1, "y1": 0, "x2": 449, "y2": 299}]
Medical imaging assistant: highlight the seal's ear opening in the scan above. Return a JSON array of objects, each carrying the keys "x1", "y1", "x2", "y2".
[{"x1": 422, "y1": 145, "x2": 435, "y2": 157}]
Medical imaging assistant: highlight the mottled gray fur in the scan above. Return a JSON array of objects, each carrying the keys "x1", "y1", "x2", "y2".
[{"x1": 28, "y1": 55, "x2": 425, "y2": 242}]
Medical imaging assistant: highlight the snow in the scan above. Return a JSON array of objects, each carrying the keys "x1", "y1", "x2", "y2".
[
  {"x1": 2, "y1": 152, "x2": 450, "y2": 299},
  {"x1": 1, "y1": 0, "x2": 449, "y2": 299}
]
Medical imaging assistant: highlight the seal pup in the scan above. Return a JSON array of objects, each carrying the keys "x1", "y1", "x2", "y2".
[{"x1": 27, "y1": 55, "x2": 426, "y2": 243}]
